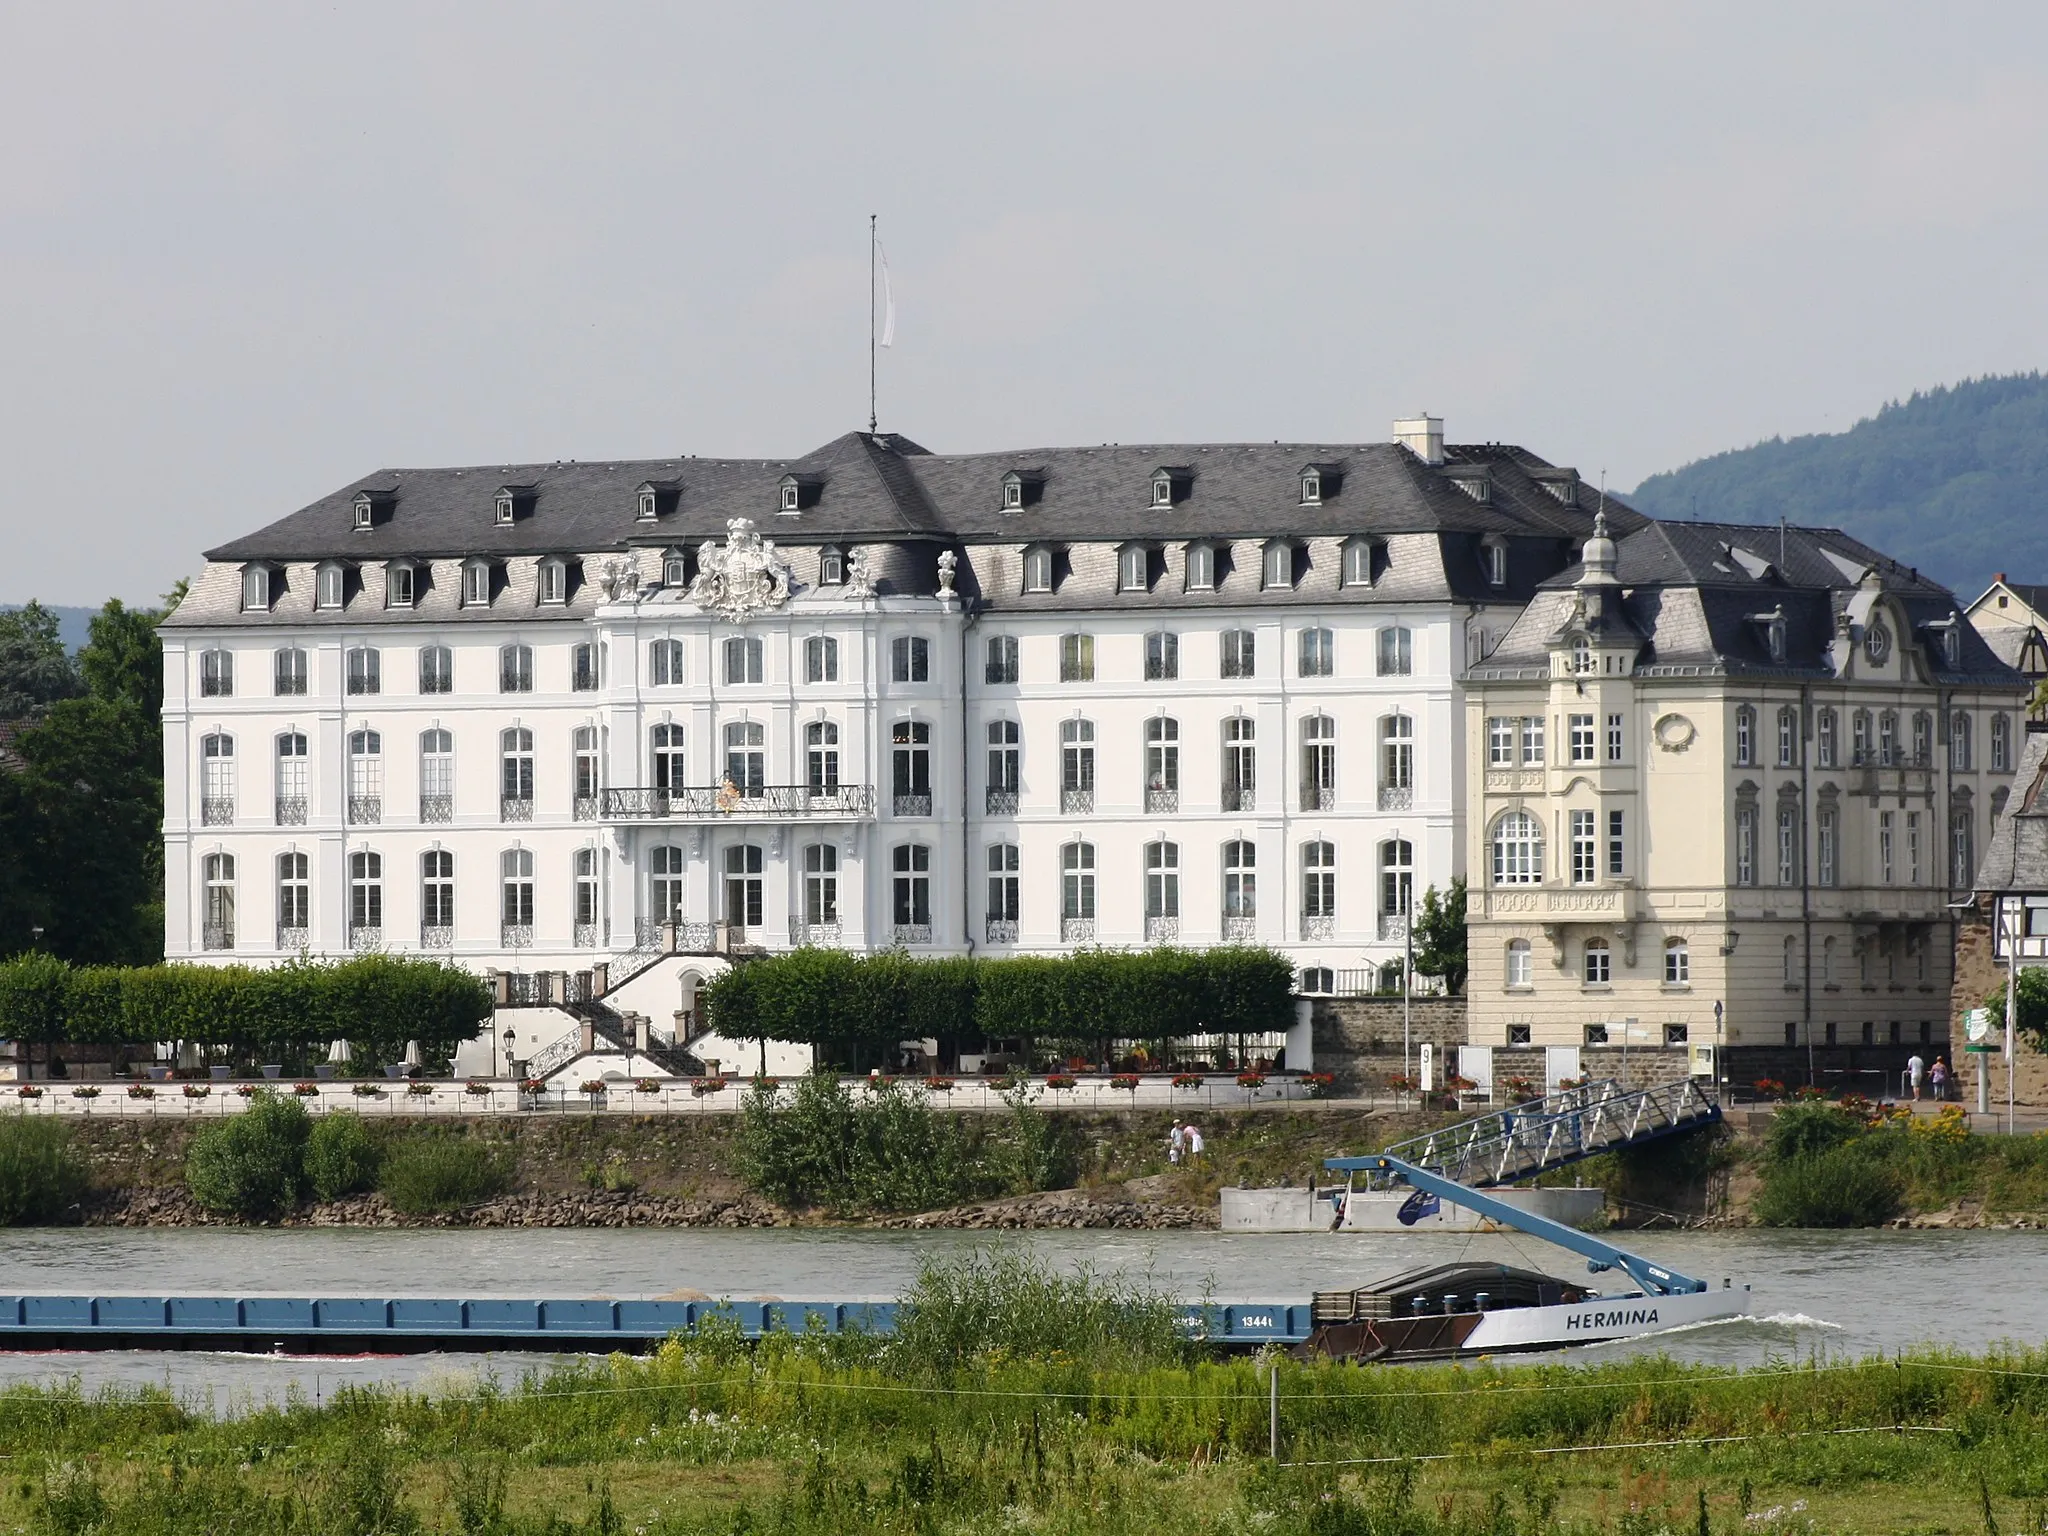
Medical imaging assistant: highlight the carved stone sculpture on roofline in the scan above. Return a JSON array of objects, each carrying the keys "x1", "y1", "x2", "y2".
[{"x1": 689, "y1": 518, "x2": 793, "y2": 622}]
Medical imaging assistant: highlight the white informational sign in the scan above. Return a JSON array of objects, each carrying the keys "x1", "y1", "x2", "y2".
[
  {"x1": 1418, "y1": 1042, "x2": 1435, "y2": 1092},
  {"x1": 1965, "y1": 1008, "x2": 1991, "y2": 1044}
]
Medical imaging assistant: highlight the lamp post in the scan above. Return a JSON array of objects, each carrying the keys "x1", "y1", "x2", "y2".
[{"x1": 502, "y1": 1026, "x2": 518, "y2": 1082}]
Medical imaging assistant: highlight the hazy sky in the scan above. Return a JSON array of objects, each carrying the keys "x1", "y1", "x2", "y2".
[{"x1": 4, "y1": 2, "x2": 2047, "y2": 605}]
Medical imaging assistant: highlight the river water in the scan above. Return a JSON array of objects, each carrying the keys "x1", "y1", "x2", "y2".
[{"x1": 1, "y1": 1227, "x2": 2040, "y2": 1407}]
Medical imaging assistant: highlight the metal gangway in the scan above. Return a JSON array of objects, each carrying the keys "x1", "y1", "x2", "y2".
[{"x1": 1377, "y1": 1078, "x2": 1721, "y2": 1188}]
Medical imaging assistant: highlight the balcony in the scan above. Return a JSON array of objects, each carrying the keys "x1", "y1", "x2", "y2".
[
  {"x1": 347, "y1": 796, "x2": 381, "y2": 825},
  {"x1": 201, "y1": 798, "x2": 234, "y2": 827},
  {"x1": 790, "y1": 919, "x2": 842, "y2": 946},
  {"x1": 600, "y1": 785, "x2": 876, "y2": 821},
  {"x1": 1146, "y1": 787, "x2": 1179, "y2": 814},
  {"x1": 276, "y1": 925, "x2": 308, "y2": 951},
  {"x1": 1061, "y1": 917, "x2": 1096, "y2": 942},
  {"x1": 1377, "y1": 913, "x2": 1409, "y2": 941},
  {"x1": 501, "y1": 795, "x2": 534, "y2": 823},
  {"x1": 501, "y1": 924, "x2": 534, "y2": 949},
  {"x1": 985, "y1": 789, "x2": 1019, "y2": 816},
  {"x1": 1145, "y1": 914, "x2": 1180, "y2": 942},
  {"x1": 202, "y1": 923, "x2": 234, "y2": 951},
  {"x1": 275, "y1": 797, "x2": 306, "y2": 827},
  {"x1": 420, "y1": 795, "x2": 453, "y2": 824},
  {"x1": 1378, "y1": 786, "x2": 1412, "y2": 811},
  {"x1": 1221, "y1": 788, "x2": 1254, "y2": 813},
  {"x1": 349, "y1": 926, "x2": 382, "y2": 952},
  {"x1": 985, "y1": 918, "x2": 1019, "y2": 945},
  {"x1": 573, "y1": 923, "x2": 600, "y2": 949},
  {"x1": 573, "y1": 796, "x2": 599, "y2": 822},
  {"x1": 893, "y1": 922, "x2": 933, "y2": 945},
  {"x1": 1061, "y1": 788, "x2": 1095, "y2": 815},
  {"x1": 1221, "y1": 914, "x2": 1257, "y2": 942},
  {"x1": 893, "y1": 793, "x2": 933, "y2": 817},
  {"x1": 420, "y1": 924, "x2": 453, "y2": 949},
  {"x1": 1301, "y1": 914, "x2": 1336, "y2": 941},
  {"x1": 1300, "y1": 787, "x2": 1335, "y2": 813}
]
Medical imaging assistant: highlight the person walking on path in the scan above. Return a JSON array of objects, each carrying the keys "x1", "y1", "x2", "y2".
[
  {"x1": 1184, "y1": 1123, "x2": 1205, "y2": 1161},
  {"x1": 1907, "y1": 1052, "x2": 1926, "y2": 1102},
  {"x1": 1931, "y1": 1056, "x2": 1949, "y2": 1101},
  {"x1": 1167, "y1": 1121, "x2": 1185, "y2": 1165}
]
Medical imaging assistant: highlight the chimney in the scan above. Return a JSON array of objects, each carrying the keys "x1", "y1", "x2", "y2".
[{"x1": 1393, "y1": 415, "x2": 1445, "y2": 466}]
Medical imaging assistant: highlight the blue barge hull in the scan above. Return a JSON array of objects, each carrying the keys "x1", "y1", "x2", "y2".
[{"x1": 0, "y1": 1295, "x2": 1313, "y2": 1354}]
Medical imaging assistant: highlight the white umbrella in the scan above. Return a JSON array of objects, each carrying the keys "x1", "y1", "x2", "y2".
[
  {"x1": 403, "y1": 1040, "x2": 422, "y2": 1068},
  {"x1": 327, "y1": 1039, "x2": 353, "y2": 1064}
]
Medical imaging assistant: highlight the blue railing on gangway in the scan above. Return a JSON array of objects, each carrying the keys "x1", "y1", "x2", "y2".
[{"x1": 0, "y1": 1295, "x2": 1314, "y2": 1350}]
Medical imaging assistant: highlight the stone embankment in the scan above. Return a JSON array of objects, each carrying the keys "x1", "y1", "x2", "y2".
[{"x1": 878, "y1": 1179, "x2": 1215, "y2": 1231}]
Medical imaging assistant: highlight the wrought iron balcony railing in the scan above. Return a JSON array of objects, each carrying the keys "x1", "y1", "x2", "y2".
[
  {"x1": 1221, "y1": 787, "x2": 1255, "y2": 812},
  {"x1": 349, "y1": 926, "x2": 382, "y2": 952},
  {"x1": 1301, "y1": 785, "x2": 1336, "y2": 812},
  {"x1": 1146, "y1": 787, "x2": 1179, "y2": 814},
  {"x1": 275, "y1": 797, "x2": 306, "y2": 827},
  {"x1": 347, "y1": 796, "x2": 381, "y2": 825},
  {"x1": 501, "y1": 796, "x2": 534, "y2": 823},
  {"x1": 1378, "y1": 786, "x2": 1412, "y2": 811},
  {"x1": 985, "y1": 918, "x2": 1018, "y2": 945},
  {"x1": 1222, "y1": 914, "x2": 1257, "y2": 942},
  {"x1": 420, "y1": 924, "x2": 453, "y2": 949},
  {"x1": 1145, "y1": 914, "x2": 1180, "y2": 942},
  {"x1": 892, "y1": 922, "x2": 933, "y2": 945},
  {"x1": 573, "y1": 796, "x2": 599, "y2": 822},
  {"x1": 420, "y1": 795, "x2": 453, "y2": 824},
  {"x1": 202, "y1": 923, "x2": 234, "y2": 951},
  {"x1": 1378, "y1": 913, "x2": 1410, "y2": 941},
  {"x1": 201, "y1": 798, "x2": 234, "y2": 826},
  {"x1": 600, "y1": 785, "x2": 876, "y2": 820},
  {"x1": 573, "y1": 923, "x2": 600, "y2": 949},
  {"x1": 1300, "y1": 914, "x2": 1336, "y2": 941},
  {"x1": 1061, "y1": 788, "x2": 1095, "y2": 814},
  {"x1": 276, "y1": 925, "x2": 309, "y2": 951},
  {"x1": 893, "y1": 793, "x2": 933, "y2": 817},
  {"x1": 985, "y1": 789, "x2": 1019, "y2": 815},
  {"x1": 1061, "y1": 916, "x2": 1095, "y2": 942},
  {"x1": 501, "y1": 923, "x2": 533, "y2": 949},
  {"x1": 790, "y1": 919, "x2": 842, "y2": 946}
]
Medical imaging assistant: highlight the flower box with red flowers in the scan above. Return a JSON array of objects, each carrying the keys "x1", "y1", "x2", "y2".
[
  {"x1": 635, "y1": 1078, "x2": 661, "y2": 1093},
  {"x1": 407, "y1": 1081, "x2": 435, "y2": 1097},
  {"x1": 923, "y1": 1075, "x2": 955, "y2": 1092},
  {"x1": 71, "y1": 1086, "x2": 101, "y2": 1100},
  {"x1": 182, "y1": 1084, "x2": 210, "y2": 1099},
  {"x1": 465, "y1": 1081, "x2": 493, "y2": 1096},
  {"x1": 127, "y1": 1084, "x2": 156, "y2": 1100},
  {"x1": 862, "y1": 1075, "x2": 896, "y2": 1091},
  {"x1": 690, "y1": 1077, "x2": 727, "y2": 1097},
  {"x1": 1109, "y1": 1074, "x2": 1141, "y2": 1092},
  {"x1": 1044, "y1": 1073, "x2": 1077, "y2": 1091},
  {"x1": 16, "y1": 1085, "x2": 42, "y2": 1100},
  {"x1": 294, "y1": 1082, "x2": 321, "y2": 1097},
  {"x1": 1171, "y1": 1073, "x2": 1204, "y2": 1090},
  {"x1": 351, "y1": 1083, "x2": 384, "y2": 1098},
  {"x1": 1236, "y1": 1072, "x2": 1268, "y2": 1090},
  {"x1": 750, "y1": 1075, "x2": 781, "y2": 1092},
  {"x1": 521, "y1": 1079, "x2": 547, "y2": 1095},
  {"x1": 235, "y1": 1084, "x2": 262, "y2": 1098},
  {"x1": 1302, "y1": 1072, "x2": 1336, "y2": 1098},
  {"x1": 579, "y1": 1080, "x2": 607, "y2": 1097},
  {"x1": 1386, "y1": 1075, "x2": 1418, "y2": 1093},
  {"x1": 1753, "y1": 1078, "x2": 1786, "y2": 1100}
]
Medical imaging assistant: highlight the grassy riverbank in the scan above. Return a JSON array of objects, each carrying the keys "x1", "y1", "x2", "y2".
[{"x1": 7, "y1": 1331, "x2": 2048, "y2": 1532}]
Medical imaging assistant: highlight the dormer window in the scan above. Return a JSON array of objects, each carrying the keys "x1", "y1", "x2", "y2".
[
  {"x1": 1118, "y1": 544, "x2": 1150, "y2": 593},
  {"x1": 1533, "y1": 469, "x2": 1579, "y2": 507},
  {"x1": 495, "y1": 493, "x2": 515, "y2": 525},
  {"x1": 1944, "y1": 626, "x2": 1962, "y2": 669},
  {"x1": 1022, "y1": 546, "x2": 1054, "y2": 595},
  {"x1": 386, "y1": 562, "x2": 416, "y2": 610},
  {"x1": 353, "y1": 496, "x2": 374, "y2": 531},
  {"x1": 1151, "y1": 475, "x2": 1172, "y2": 508},
  {"x1": 316, "y1": 562, "x2": 346, "y2": 610},
  {"x1": 1752, "y1": 607, "x2": 1788, "y2": 663},
  {"x1": 1149, "y1": 466, "x2": 1191, "y2": 509},
  {"x1": 781, "y1": 482, "x2": 800, "y2": 512},
  {"x1": 1297, "y1": 463, "x2": 1340, "y2": 505},
  {"x1": 538, "y1": 558, "x2": 567, "y2": 605},
  {"x1": 241, "y1": 564, "x2": 274, "y2": 612},
  {"x1": 1185, "y1": 541, "x2": 1216, "y2": 592},
  {"x1": 632, "y1": 479, "x2": 679, "y2": 521},
  {"x1": 638, "y1": 491, "x2": 657, "y2": 520},
  {"x1": 661, "y1": 548, "x2": 689, "y2": 587},
  {"x1": 776, "y1": 473, "x2": 823, "y2": 515},
  {"x1": 1573, "y1": 637, "x2": 1593, "y2": 674},
  {"x1": 999, "y1": 469, "x2": 1045, "y2": 512},
  {"x1": 1003, "y1": 480, "x2": 1022, "y2": 510},
  {"x1": 1447, "y1": 470, "x2": 1491, "y2": 503},
  {"x1": 461, "y1": 559, "x2": 493, "y2": 608},
  {"x1": 1483, "y1": 538, "x2": 1508, "y2": 588},
  {"x1": 350, "y1": 489, "x2": 393, "y2": 530},
  {"x1": 1261, "y1": 540, "x2": 1296, "y2": 591},
  {"x1": 1300, "y1": 472, "x2": 1321, "y2": 505},
  {"x1": 1341, "y1": 538, "x2": 1379, "y2": 588},
  {"x1": 818, "y1": 546, "x2": 845, "y2": 586}
]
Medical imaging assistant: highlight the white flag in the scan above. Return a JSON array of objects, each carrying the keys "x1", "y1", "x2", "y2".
[{"x1": 877, "y1": 241, "x2": 896, "y2": 348}]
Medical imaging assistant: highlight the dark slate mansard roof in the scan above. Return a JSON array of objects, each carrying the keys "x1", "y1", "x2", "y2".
[
  {"x1": 1474, "y1": 518, "x2": 2028, "y2": 686},
  {"x1": 187, "y1": 430, "x2": 1640, "y2": 620},
  {"x1": 1974, "y1": 732, "x2": 2048, "y2": 893}
]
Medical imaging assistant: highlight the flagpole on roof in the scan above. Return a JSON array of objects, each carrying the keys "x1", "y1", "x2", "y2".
[{"x1": 869, "y1": 214, "x2": 877, "y2": 434}]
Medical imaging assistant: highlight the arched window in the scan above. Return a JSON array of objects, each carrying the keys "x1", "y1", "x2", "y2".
[
  {"x1": 345, "y1": 646, "x2": 380, "y2": 696},
  {"x1": 1222, "y1": 717, "x2": 1256, "y2": 812},
  {"x1": 985, "y1": 634, "x2": 1019, "y2": 684},
  {"x1": 1782, "y1": 934, "x2": 1798, "y2": 985},
  {"x1": 1222, "y1": 840, "x2": 1257, "y2": 924},
  {"x1": 418, "y1": 644, "x2": 452, "y2": 694},
  {"x1": 1910, "y1": 711, "x2": 1931, "y2": 765},
  {"x1": 1022, "y1": 546, "x2": 1054, "y2": 594},
  {"x1": 1377, "y1": 627, "x2": 1413, "y2": 677},
  {"x1": 892, "y1": 719, "x2": 931, "y2": 814},
  {"x1": 573, "y1": 848, "x2": 600, "y2": 944},
  {"x1": 1219, "y1": 629, "x2": 1255, "y2": 679},
  {"x1": 648, "y1": 845, "x2": 686, "y2": 929},
  {"x1": 1119, "y1": 544, "x2": 1149, "y2": 592},
  {"x1": 1145, "y1": 630, "x2": 1180, "y2": 681},
  {"x1": 348, "y1": 850, "x2": 383, "y2": 940},
  {"x1": 1059, "y1": 633, "x2": 1094, "y2": 682},
  {"x1": 1061, "y1": 719, "x2": 1095, "y2": 812},
  {"x1": 421, "y1": 850, "x2": 454, "y2": 942},
  {"x1": 1491, "y1": 811, "x2": 1543, "y2": 885},
  {"x1": 273, "y1": 733, "x2": 308, "y2": 826},
  {"x1": 1993, "y1": 712, "x2": 2013, "y2": 772},
  {"x1": 1145, "y1": 717, "x2": 1180, "y2": 812},
  {"x1": 500, "y1": 849, "x2": 534, "y2": 944},
  {"x1": 1341, "y1": 539, "x2": 1375, "y2": 587},
  {"x1": 461, "y1": 559, "x2": 492, "y2": 607},
  {"x1": 649, "y1": 639, "x2": 685, "y2": 687},
  {"x1": 199, "y1": 734, "x2": 235, "y2": 826},
  {"x1": 1814, "y1": 708, "x2": 1835, "y2": 766},
  {"x1": 1583, "y1": 938, "x2": 1611, "y2": 985},
  {"x1": 1777, "y1": 805, "x2": 1799, "y2": 885},
  {"x1": 1851, "y1": 709, "x2": 1871, "y2": 764},
  {"x1": 724, "y1": 720, "x2": 765, "y2": 794},
  {"x1": 802, "y1": 843, "x2": 839, "y2": 929},
  {"x1": 500, "y1": 728, "x2": 534, "y2": 818},
  {"x1": 277, "y1": 852, "x2": 310, "y2": 945},
  {"x1": 1144, "y1": 840, "x2": 1180, "y2": 933},
  {"x1": 201, "y1": 853, "x2": 235, "y2": 950},
  {"x1": 723, "y1": 844, "x2": 764, "y2": 931},
  {"x1": 1301, "y1": 841, "x2": 1336, "y2": 929},
  {"x1": 806, "y1": 721, "x2": 840, "y2": 792},
  {"x1": 1951, "y1": 711, "x2": 1974, "y2": 771},
  {"x1": 1952, "y1": 806, "x2": 1975, "y2": 889},
  {"x1": 198, "y1": 649, "x2": 233, "y2": 698},
  {"x1": 1298, "y1": 627, "x2": 1334, "y2": 678},
  {"x1": 1301, "y1": 715, "x2": 1336, "y2": 811},
  {"x1": 499, "y1": 644, "x2": 533, "y2": 694},
  {"x1": 347, "y1": 729, "x2": 383, "y2": 824},
  {"x1": 818, "y1": 546, "x2": 844, "y2": 586},
  {"x1": 1777, "y1": 706, "x2": 1798, "y2": 767},
  {"x1": 722, "y1": 635, "x2": 763, "y2": 685},
  {"x1": 1380, "y1": 714, "x2": 1413, "y2": 806},
  {"x1": 1183, "y1": 542, "x2": 1215, "y2": 592},
  {"x1": 1506, "y1": 939, "x2": 1532, "y2": 988},
  {"x1": 1879, "y1": 710, "x2": 1898, "y2": 766},
  {"x1": 651, "y1": 723, "x2": 686, "y2": 793},
  {"x1": 1262, "y1": 540, "x2": 1294, "y2": 590},
  {"x1": 1299, "y1": 967, "x2": 1335, "y2": 996},
  {"x1": 662, "y1": 548, "x2": 689, "y2": 587},
  {"x1": 420, "y1": 729, "x2": 454, "y2": 822},
  {"x1": 1061, "y1": 841, "x2": 1096, "y2": 939},
  {"x1": 1378, "y1": 839, "x2": 1412, "y2": 918},
  {"x1": 1665, "y1": 939, "x2": 1690, "y2": 985},
  {"x1": 1733, "y1": 705, "x2": 1755, "y2": 766},
  {"x1": 273, "y1": 647, "x2": 306, "y2": 697},
  {"x1": 538, "y1": 558, "x2": 568, "y2": 605}
]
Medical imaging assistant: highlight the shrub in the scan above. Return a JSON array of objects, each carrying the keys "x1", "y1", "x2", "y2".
[
  {"x1": 378, "y1": 1135, "x2": 510, "y2": 1214},
  {"x1": 736, "y1": 1073, "x2": 996, "y2": 1215},
  {"x1": 184, "y1": 1091, "x2": 311, "y2": 1219},
  {"x1": 0, "y1": 1117, "x2": 88, "y2": 1224},
  {"x1": 1754, "y1": 1142, "x2": 1905, "y2": 1227},
  {"x1": 1765, "y1": 1101, "x2": 1866, "y2": 1162},
  {"x1": 305, "y1": 1112, "x2": 380, "y2": 1201}
]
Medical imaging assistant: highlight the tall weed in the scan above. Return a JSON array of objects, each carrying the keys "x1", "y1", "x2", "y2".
[
  {"x1": 183, "y1": 1091, "x2": 310, "y2": 1219},
  {"x1": 0, "y1": 1114, "x2": 88, "y2": 1224},
  {"x1": 378, "y1": 1133, "x2": 509, "y2": 1214},
  {"x1": 306, "y1": 1110, "x2": 380, "y2": 1201}
]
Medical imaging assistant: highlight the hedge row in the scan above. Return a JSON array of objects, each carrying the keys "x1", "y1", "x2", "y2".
[
  {"x1": 0, "y1": 952, "x2": 492, "y2": 1060},
  {"x1": 702, "y1": 946, "x2": 1297, "y2": 1049}
]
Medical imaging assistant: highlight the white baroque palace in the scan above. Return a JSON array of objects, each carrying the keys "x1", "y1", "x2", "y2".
[{"x1": 162, "y1": 419, "x2": 1623, "y2": 991}]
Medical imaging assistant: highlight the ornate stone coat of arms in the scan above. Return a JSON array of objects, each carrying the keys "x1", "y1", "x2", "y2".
[{"x1": 690, "y1": 518, "x2": 793, "y2": 622}]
